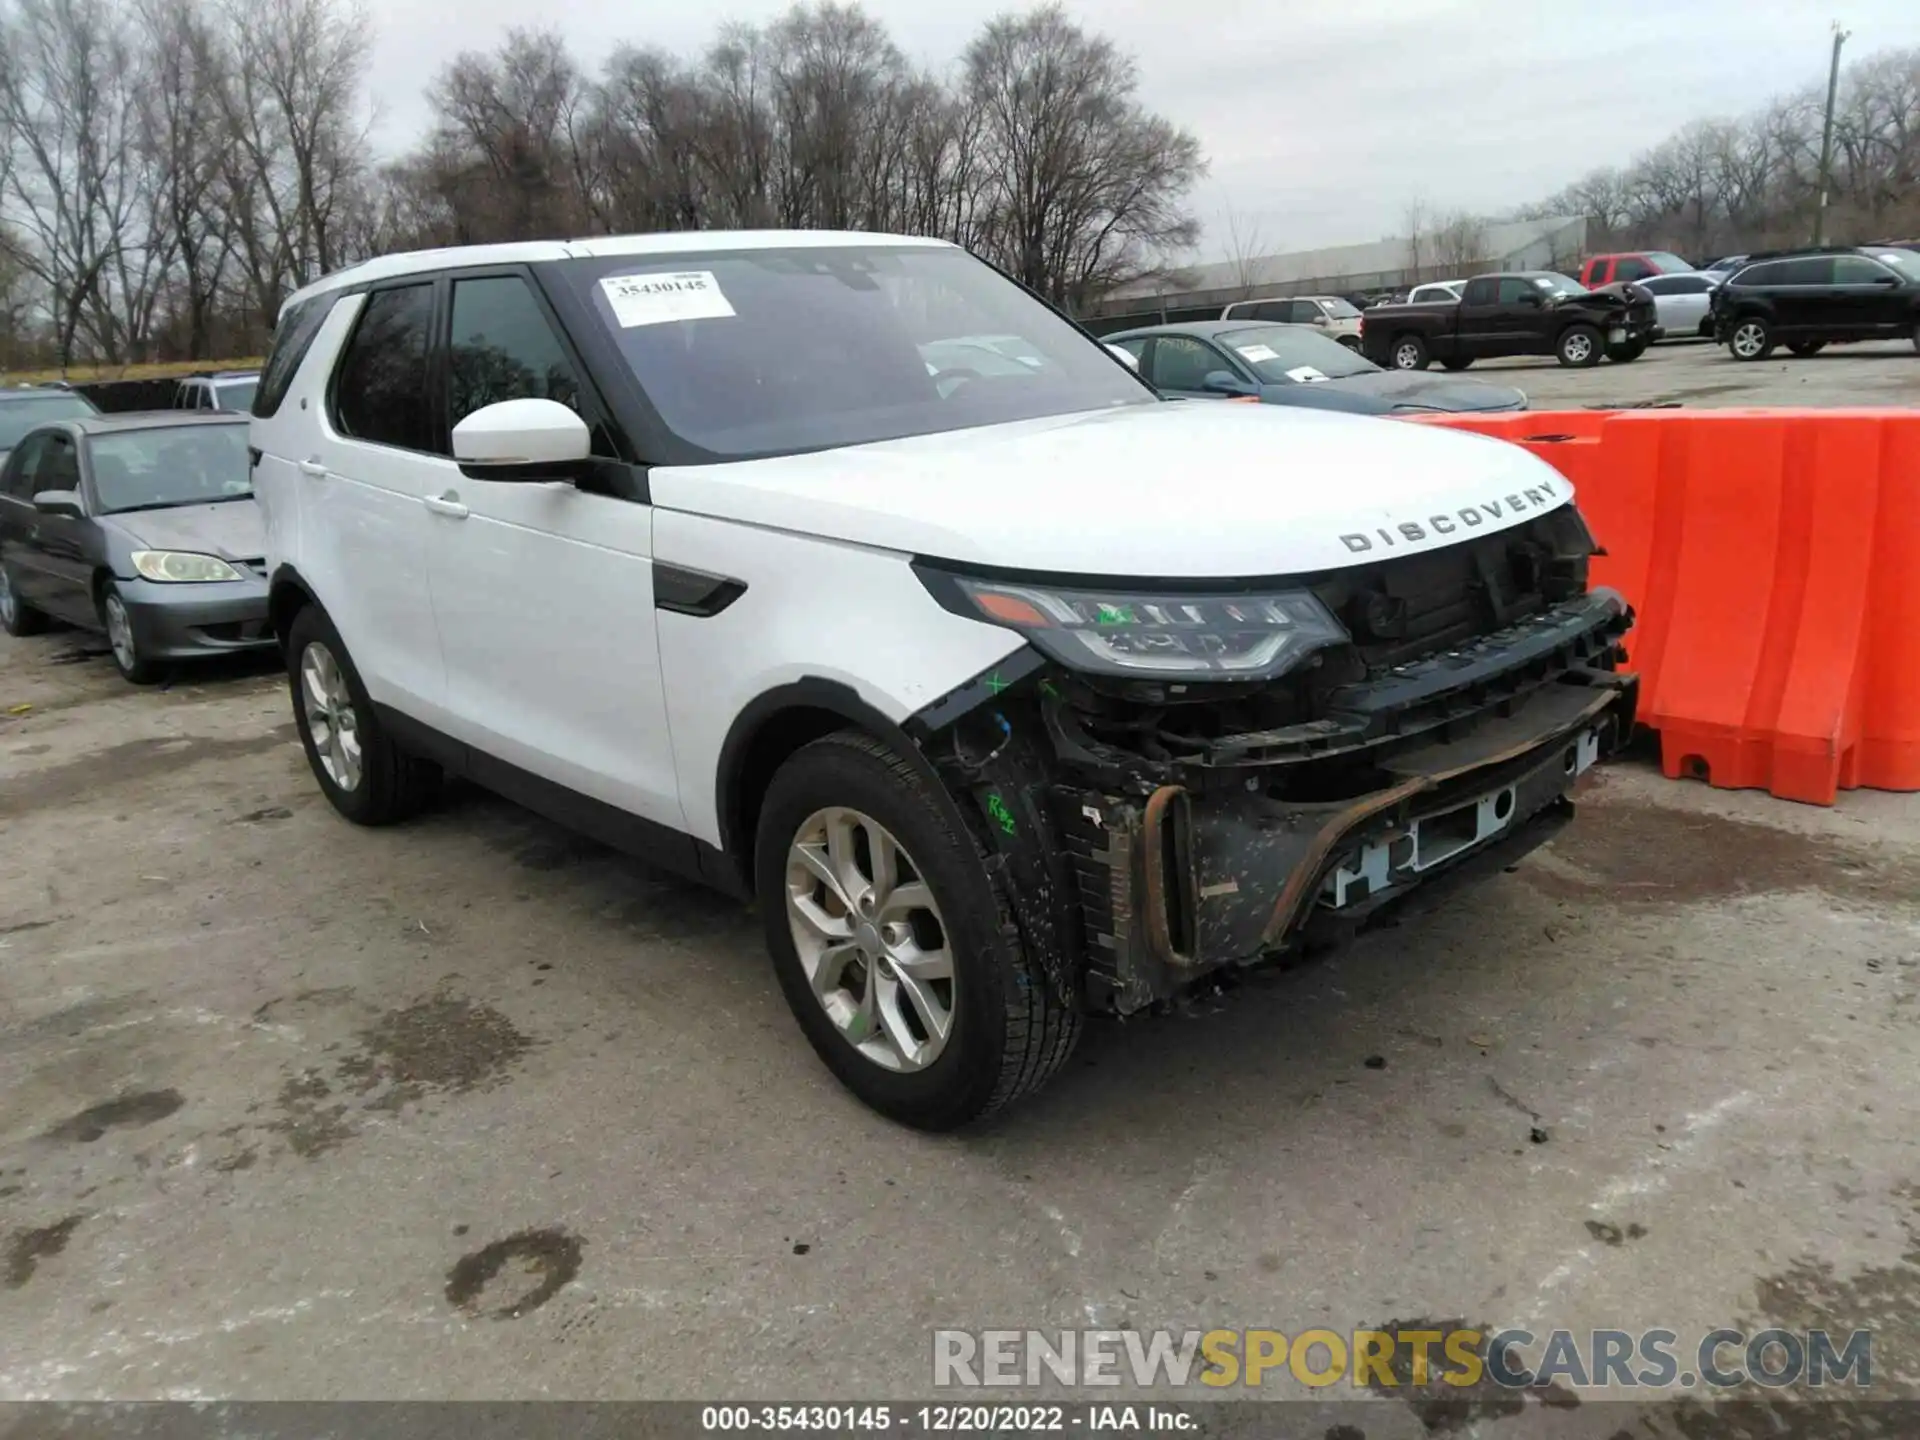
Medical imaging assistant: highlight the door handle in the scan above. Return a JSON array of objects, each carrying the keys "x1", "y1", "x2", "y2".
[
  {"x1": 423, "y1": 492, "x2": 469, "y2": 519},
  {"x1": 298, "y1": 460, "x2": 328, "y2": 479}
]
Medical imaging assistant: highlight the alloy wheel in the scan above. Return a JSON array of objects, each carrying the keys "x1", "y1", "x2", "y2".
[
  {"x1": 104, "y1": 593, "x2": 137, "y2": 672},
  {"x1": 300, "y1": 639, "x2": 363, "y2": 792},
  {"x1": 784, "y1": 806, "x2": 954, "y2": 1073},
  {"x1": 1731, "y1": 322, "x2": 1767, "y2": 359},
  {"x1": 1563, "y1": 333, "x2": 1594, "y2": 364},
  {"x1": 0, "y1": 567, "x2": 16, "y2": 628},
  {"x1": 1393, "y1": 342, "x2": 1421, "y2": 369}
]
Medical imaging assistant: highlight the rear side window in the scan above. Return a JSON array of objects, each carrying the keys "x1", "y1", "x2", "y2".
[
  {"x1": 255, "y1": 293, "x2": 336, "y2": 419},
  {"x1": 332, "y1": 283, "x2": 438, "y2": 453},
  {"x1": 1775, "y1": 258, "x2": 1835, "y2": 285},
  {"x1": 4, "y1": 433, "x2": 52, "y2": 496}
]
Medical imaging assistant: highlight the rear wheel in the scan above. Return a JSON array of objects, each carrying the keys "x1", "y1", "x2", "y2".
[
  {"x1": 756, "y1": 730, "x2": 1079, "y2": 1130},
  {"x1": 1556, "y1": 325, "x2": 1603, "y2": 368},
  {"x1": 1390, "y1": 334, "x2": 1431, "y2": 371},
  {"x1": 1786, "y1": 340, "x2": 1826, "y2": 357},
  {"x1": 1439, "y1": 356, "x2": 1473, "y2": 371},
  {"x1": 286, "y1": 604, "x2": 439, "y2": 826},
  {"x1": 0, "y1": 561, "x2": 47, "y2": 637},
  {"x1": 1728, "y1": 316, "x2": 1774, "y2": 361}
]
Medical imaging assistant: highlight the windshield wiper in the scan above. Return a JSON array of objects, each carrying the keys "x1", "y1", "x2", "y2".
[{"x1": 109, "y1": 495, "x2": 250, "y2": 514}]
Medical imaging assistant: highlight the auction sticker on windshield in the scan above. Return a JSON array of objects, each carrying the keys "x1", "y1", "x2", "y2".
[
  {"x1": 599, "y1": 271, "x2": 737, "y2": 327},
  {"x1": 1234, "y1": 344, "x2": 1278, "y2": 362},
  {"x1": 1285, "y1": 365, "x2": 1330, "y2": 383}
]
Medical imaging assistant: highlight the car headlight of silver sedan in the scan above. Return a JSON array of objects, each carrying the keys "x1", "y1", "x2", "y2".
[{"x1": 130, "y1": 550, "x2": 247, "y2": 583}]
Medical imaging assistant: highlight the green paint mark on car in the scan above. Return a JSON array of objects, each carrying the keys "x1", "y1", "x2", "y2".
[{"x1": 987, "y1": 794, "x2": 1017, "y2": 835}]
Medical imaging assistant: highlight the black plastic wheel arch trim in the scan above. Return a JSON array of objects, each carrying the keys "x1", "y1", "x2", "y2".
[
  {"x1": 904, "y1": 647, "x2": 1048, "y2": 740},
  {"x1": 653, "y1": 561, "x2": 747, "y2": 618}
]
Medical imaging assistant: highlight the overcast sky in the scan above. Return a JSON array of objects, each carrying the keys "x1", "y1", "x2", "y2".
[{"x1": 364, "y1": 0, "x2": 1920, "y2": 258}]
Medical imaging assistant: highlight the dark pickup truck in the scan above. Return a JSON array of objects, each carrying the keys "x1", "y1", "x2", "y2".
[{"x1": 1360, "y1": 271, "x2": 1662, "y2": 371}]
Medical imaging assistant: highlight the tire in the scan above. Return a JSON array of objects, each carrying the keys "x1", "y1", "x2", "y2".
[
  {"x1": 0, "y1": 560, "x2": 47, "y2": 637},
  {"x1": 1556, "y1": 325, "x2": 1603, "y2": 368},
  {"x1": 285, "y1": 603, "x2": 439, "y2": 826},
  {"x1": 1606, "y1": 341, "x2": 1648, "y2": 363},
  {"x1": 1389, "y1": 334, "x2": 1431, "y2": 371},
  {"x1": 1439, "y1": 356, "x2": 1474, "y2": 371},
  {"x1": 755, "y1": 729, "x2": 1080, "y2": 1131},
  {"x1": 1728, "y1": 316, "x2": 1774, "y2": 361},
  {"x1": 100, "y1": 582, "x2": 160, "y2": 684},
  {"x1": 1787, "y1": 341, "x2": 1827, "y2": 357}
]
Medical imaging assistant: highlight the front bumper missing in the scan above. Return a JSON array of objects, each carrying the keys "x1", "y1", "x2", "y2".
[{"x1": 1058, "y1": 674, "x2": 1637, "y2": 1015}]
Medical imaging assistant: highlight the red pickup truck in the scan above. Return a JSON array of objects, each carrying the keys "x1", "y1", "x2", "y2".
[{"x1": 1579, "y1": 252, "x2": 1694, "y2": 287}]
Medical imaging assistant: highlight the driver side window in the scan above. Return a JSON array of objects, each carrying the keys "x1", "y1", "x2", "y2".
[
  {"x1": 37, "y1": 434, "x2": 80, "y2": 494},
  {"x1": 1147, "y1": 336, "x2": 1227, "y2": 391}
]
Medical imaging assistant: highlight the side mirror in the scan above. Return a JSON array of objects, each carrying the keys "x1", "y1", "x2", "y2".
[
  {"x1": 32, "y1": 489, "x2": 83, "y2": 519},
  {"x1": 451, "y1": 398, "x2": 592, "y2": 480},
  {"x1": 1104, "y1": 343, "x2": 1140, "y2": 371},
  {"x1": 1872, "y1": 274, "x2": 1901, "y2": 287},
  {"x1": 1202, "y1": 370, "x2": 1257, "y2": 398}
]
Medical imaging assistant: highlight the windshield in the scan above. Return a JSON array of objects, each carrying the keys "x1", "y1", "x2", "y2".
[
  {"x1": 560, "y1": 246, "x2": 1154, "y2": 460},
  {"x1": 1219, "y1": 325, "x2": 1379, "y2": 382},
  {"x1": 1533, "y1": 273, "x2": 1586, "y2": 297},
  {"x1": 90, "y1": 424, "x2": 253, "y2": 513},
  {"x1": 1320, "y1": 298, "x2": 1362, "y2": 319},
  {"x1": 1872, "y1": 250, "x2": 1920, "y2": 281},
  {"x1": 215, "y1": 378, "x2": 258, "y2": 412},
  {"x1": 0, "y1": 393, "x2": 95, "y2": 450}
]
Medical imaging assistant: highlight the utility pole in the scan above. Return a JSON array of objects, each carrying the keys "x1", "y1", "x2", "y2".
[{"x1": 1812, "y1": 22, "x2": 1850, "y2": 246}]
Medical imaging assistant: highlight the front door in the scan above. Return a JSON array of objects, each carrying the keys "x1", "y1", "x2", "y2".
[
  {"x1": 1768, "y1": 256, "x2": 1836, "y2": 337},
  {"x1": 423, "y1": 270, "x2": 686, "y2": 832},
  {"x1": 1830, "y1": 255, "x2": 1906, "y2": 338}
]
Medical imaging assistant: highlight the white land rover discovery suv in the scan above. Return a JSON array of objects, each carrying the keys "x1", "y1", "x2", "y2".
[{"x1": 254, "y1": 230, "x2": 1637, "y2": 1130}]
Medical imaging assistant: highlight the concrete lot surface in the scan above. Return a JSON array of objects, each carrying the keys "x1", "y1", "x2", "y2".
[
  {"x1": 4, "y1": 357, "x2": 1920, "y2": 1436},
  {"x1": 1472, "y1": 335, "x2": 1919, "y2": 411}
]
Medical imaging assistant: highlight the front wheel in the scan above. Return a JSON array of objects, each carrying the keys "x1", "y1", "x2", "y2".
[
  {"x1": 1787, "y1": 341, "x2": 1826, "y2": 357},
  {"x1": 101, "y1": 584, "x2": 159, "y2": 684},
  {"x1": 1390, "y1": 334, "x2": 1431, "y2": 371},
  {"x1": 0, "y1": 561, "x2": 47, "y2": 637},
  {"x1": 1556, "y1": 325, "x2": 1603, "y2": 368},
  {"x1": 756, "y1": 730, "x2": 1080, "y2": 1130},
  {"x1": 1728, "y1": 316, "x2": 1774, "y2": 361},
  {"x1": 285, "y1": 604, "x2": 440, "y2": 826}
]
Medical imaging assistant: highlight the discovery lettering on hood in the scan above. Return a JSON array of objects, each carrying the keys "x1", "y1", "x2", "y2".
[{"x1": 1339, "y1": 476, "x2": 1566, "y2": 553}]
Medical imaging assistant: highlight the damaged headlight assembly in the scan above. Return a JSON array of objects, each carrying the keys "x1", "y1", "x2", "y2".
[{"x1": 918, "y1": 566, "x2": 1350, "y2": 679}]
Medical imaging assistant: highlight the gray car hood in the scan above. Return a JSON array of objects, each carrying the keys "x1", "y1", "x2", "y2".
[
  {"x1": 1308, "y1": 370, "x2": 1526, "y2": 412},
  {"x1": 102, "y1": 498, "x2": 266, "y2": 560}
]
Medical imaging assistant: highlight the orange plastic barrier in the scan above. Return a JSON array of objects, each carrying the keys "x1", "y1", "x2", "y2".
[{"x1": 1405, "y1": 408, "x2": 1920, "y2": 806}]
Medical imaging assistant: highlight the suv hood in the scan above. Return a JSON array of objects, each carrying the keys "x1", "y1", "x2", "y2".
[
  {"x1": 650, "y1": 402, "x2": 1575, "y2": 578},
  {"x1": 102, "y1": 498, "x2": 265, "y2": 560}
]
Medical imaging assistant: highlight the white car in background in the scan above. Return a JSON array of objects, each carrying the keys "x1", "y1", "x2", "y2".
[
  {"x1": 1634, "y1": 271, "x2": 1722, "y2": 339},
  {"x1": 1407, "y1": 281, "x2": 1467, "y2": 305},
  {"x1": 1219, "y1": 295, "x2": 1364, "y2": 348}
]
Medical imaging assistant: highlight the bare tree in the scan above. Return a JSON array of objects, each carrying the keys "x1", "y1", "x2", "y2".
[
  {"x1": 1430, "y1": 209, "x2": 1488, "y2": 272},
  {"x1": 963, "y1": 3, "x2": 1202, "y2": 309},
  {"x1": 1400, "y1": 194, "x2": 1430, "y2": 281},
  {"x1": 0, "y1": 0, "x2": 145, "y2": 366},
  {"x1": 1219, "y1": 204, "x2": 1267, "y2": 298},
  {"x1": 137, "y1": 0, "x2": 229, "y2": 357}
]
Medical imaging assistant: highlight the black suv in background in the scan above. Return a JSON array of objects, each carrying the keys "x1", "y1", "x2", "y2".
[{"x1": 1712, "y1": 246, "x2": 1920, "y2": 360}]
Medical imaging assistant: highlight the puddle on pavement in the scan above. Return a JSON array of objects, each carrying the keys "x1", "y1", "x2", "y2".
[
  {"x1": 43, "y1": 1089, "x2": 184, "y2": 1143},
  {"x1": 4, "y1": 1214, "x2": 82, "y2": 1289},
  {"x1": 445, "y1": 1227, "x2": 583, "y2": 1319}
]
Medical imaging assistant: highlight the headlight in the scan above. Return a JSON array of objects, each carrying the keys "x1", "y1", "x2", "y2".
[
  {"x1": 131, "y1": 550, "x2": 246, "y2": 583},
  {"x1": 935, "y1": 573, "x2": 1350, "y2": 679}
]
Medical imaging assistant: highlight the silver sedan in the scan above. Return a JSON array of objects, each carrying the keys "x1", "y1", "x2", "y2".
[{"x1": 1637, "y1": 271, "x2": 1722, "y2": 340}]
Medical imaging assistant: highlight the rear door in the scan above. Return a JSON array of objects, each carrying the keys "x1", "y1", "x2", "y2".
[
  {"x1": 0, "y1": 431, "x2": 55, "y2": 610},
  {"x1": 422, "y1": 267, "x2": 685, "y2": 831},
  {"x1": 1454, "y1": 277, "x2": 1502, "y2": 354},
  {"x1": 1769, "y1": 257, "x2": 1836, "y2": 336}
]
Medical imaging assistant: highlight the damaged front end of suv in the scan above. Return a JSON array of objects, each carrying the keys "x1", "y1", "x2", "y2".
[{"x1": 906, "y1": 503, "x2": 1637, "y2": 1017}]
